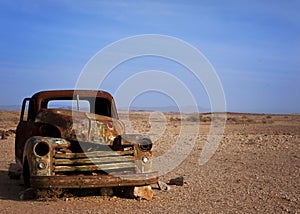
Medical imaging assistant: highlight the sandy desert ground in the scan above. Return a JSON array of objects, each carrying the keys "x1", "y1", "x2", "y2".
[{"x1": 0, "y1": 111, "x2": 299, "y2": 213}]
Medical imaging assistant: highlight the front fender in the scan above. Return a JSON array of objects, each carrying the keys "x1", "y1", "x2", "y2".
[
  {"x1": 23, "y1": 136, "x2": 70, "y2": 176},
  {"x1": 120, "y1": 134, "x2": 153, "y2": 173}
]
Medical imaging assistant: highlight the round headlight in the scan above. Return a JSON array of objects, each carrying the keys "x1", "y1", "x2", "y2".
[
  {"x1": 138, "y1": 138, "x2": 153, "y2": 151},
  {"x1": 34, "y1": 142, "x2": 50, "y2": 157},
  {"x1": 38, "y1": 162, "x2": 47, "y2": 169},
  {"x1": 142, "y1": 156, "x2": 149, "y2": 163}
]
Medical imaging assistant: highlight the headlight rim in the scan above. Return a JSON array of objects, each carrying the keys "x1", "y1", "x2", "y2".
[
  {"x1": 33, "y1": 141, "x2": 50, "y2": 157},
  {"x1": 138, "y1": 138, "x2": 153, "y2": 151}
]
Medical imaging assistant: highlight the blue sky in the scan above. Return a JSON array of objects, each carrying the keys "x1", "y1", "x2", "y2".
[{"x1": 0, "y1": 0, "x2": 299, "y2": 113}]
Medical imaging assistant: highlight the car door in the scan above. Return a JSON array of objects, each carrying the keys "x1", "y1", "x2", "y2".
[{"x1": 15, "y1": 98, "x2": 37, "y2": 165}]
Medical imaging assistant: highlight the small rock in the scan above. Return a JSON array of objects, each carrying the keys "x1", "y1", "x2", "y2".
[
  {"x1": 1, "y1": 131, "x2": 7, "y2": 140},
  {"x1": 168, "y1": 176, "x2": 184, "y2": 186},
  {"x1": 157, "y1": 181, "x2": 171, "y2": 191},
  {"x1": 133, "y1": 186, "x2": 153, "y2": 200},
  {"x1": 64, "y1": 197, "x2": 73, "y2": 202},
  {"x1": 19, "y1": 188, "x2": 37, "y2": 200}
]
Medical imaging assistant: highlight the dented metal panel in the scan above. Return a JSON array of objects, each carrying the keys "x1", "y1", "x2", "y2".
[
  {"x1": 31, "y1": 172, "x2": 159, "y2": 188},
  {"x1": 54, "y1": 162, "x2": 136, "y2": 172},
  {"x1": 54, "y1": 150, "x2": 134, "y2": 159},
  {"x1": 15, "y1": 90, "x2": 158, "y2": 190},
  {"x1": 54, "y1": 157, "x2": 134, "y2": 166},
  {"x1": 54, "y1": 149, "x2": 136, "y2": 172},
  {"x1": 35, "y1": 109, "x2": 125, "y2": 144}
]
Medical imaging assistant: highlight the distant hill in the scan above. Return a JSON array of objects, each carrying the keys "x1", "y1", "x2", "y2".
[{"x1": 119, "y1": 105, "x2": 209, "y2": 113}]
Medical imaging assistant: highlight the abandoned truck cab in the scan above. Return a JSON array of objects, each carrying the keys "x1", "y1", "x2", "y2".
[{"x1": 15, "y1": 90, "x2": 158, "y2": 198}]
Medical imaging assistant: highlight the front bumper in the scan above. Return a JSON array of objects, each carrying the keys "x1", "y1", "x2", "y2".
[{"x1": 30, "y1": 172, "x2": 159, "y2": 189}]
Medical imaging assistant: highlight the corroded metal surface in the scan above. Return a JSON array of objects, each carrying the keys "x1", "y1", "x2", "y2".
[
  {"x1": 54, "y1": 149, "x2": 136, "y2": 173},
  {"x1": 30, "y1": 172, "x2": 159, "y2": 189},
  {"x1": 15, "y1": 90, "x2": 158, "y2": 190},
  {"x1": 35, "y1": 109, "x2": 125, "y2": 144}
]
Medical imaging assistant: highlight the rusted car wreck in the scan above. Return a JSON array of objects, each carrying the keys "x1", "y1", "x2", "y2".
[{"x1": 15, "y1": 90, "x2": 158, "y2": 199}]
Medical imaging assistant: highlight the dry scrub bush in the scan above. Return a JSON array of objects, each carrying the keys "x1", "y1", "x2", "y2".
[
  {"x1": 185, "y1": 114, "x2": 200, "y2": 122},
  {"x1": 170, "y1": 116, "x2": 181, "y2": 122},
  {"x1": 201, "y1": 115, "x2": 212, "y2": 122},
  {"x1": 227, "y1": 117, "x2": 238, "y2": 123}
]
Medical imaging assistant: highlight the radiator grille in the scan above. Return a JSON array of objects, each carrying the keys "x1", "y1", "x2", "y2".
[{"x1": 53, "y1": 150, "x2": 136, "y2": 175}]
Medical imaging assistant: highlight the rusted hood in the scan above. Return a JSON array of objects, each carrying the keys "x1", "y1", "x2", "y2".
[{"x1": 35, "y1": 109, "x2": 125, "y2": 144}]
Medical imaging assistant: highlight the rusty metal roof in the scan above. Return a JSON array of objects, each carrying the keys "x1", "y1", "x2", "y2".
[{"x1": 31, "y1": 90, "x2": 114, "y2": 101}]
